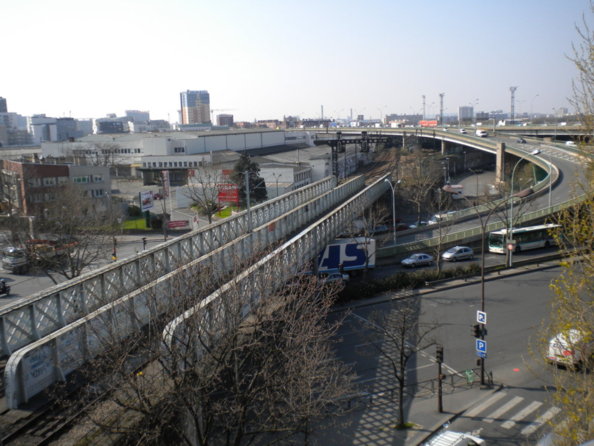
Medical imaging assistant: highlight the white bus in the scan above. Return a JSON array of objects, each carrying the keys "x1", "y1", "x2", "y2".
[{"x1": 488, "y1": 223, "x2": 559, "y2": 254}]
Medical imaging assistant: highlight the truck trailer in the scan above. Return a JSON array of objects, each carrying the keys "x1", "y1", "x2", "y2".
[{"x1": 317, "y1": 237, "x2": 376, "y2": 275}]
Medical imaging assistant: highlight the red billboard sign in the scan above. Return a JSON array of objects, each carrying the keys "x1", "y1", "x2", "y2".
[
  {"x1": 167, "y1": 220, "x2": 189, "y2": 229},
  {"x1": 419, "y1": 120, "x2": 438, "y2": 127},
  {"x1": 218, "y1": 183, "x2": 239, "y2": 204}
]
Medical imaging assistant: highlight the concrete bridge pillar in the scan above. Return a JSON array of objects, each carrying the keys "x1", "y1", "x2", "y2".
[
  {"x1": 496, "y1": 142, "x2": 505, "y2": 185},
  {"x1": 441, "y1": 139, "x2": 447, "y2": 155}
]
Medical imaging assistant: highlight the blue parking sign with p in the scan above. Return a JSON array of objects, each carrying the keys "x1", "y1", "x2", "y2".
[{"x1": 476, "y1": 339, "x2": 487, "y2": 353}]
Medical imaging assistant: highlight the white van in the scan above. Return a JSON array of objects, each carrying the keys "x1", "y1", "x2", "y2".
[
  {"x1": 475, "y1": 129, "x2": 488, "y2": 137},
  {"x1": 424, "y1": 430, "x2": 485, "y2": 445},
  {"x1": 547, "y1": 329, "x2": 593, "y2": 368}
]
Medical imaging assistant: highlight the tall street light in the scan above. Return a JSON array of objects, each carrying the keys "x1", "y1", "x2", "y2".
[
  {"x1": 384, "y1": 178, "x2": 401, "y2": 245},
  {"x1": 546, "y1": 152, "x2": 553, "y2": 210},
  {"x1": 508, "y1": 149, "x2": 540, "y2": 267},
  {"x1": 272, "y1": 173, "x2": 282, "y2": 197}
]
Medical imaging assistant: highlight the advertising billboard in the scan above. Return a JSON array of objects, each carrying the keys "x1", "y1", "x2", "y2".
[
  {"x1": 218, "y1": 183, "x2": 239, "y2": 204},
  {"x1": 139, "y1": 191, "x2": 154, "y2": 211},
  {"x1": 418, "y1": 120, "x2": 438, "y2": 127}
]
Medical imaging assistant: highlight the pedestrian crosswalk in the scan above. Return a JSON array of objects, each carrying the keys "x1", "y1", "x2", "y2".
[{"x1": 464, "y1": 391, "x2": 562, "y2": 438}]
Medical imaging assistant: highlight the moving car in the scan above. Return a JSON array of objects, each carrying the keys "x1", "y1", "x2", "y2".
[
  {"x1": 475, "y1": 129, "x2": 488, "y2": 137},
  {"x1": 459, "y1": 128, "x2": 467, "y2": 134},
  {"x1": 516, "y1": 137, "x2": 526, "y2": 144},
  {"x1": 442, "y1": 246, "x2": 474, "y2": 262},
  {"x1": 401, "y1": 253, "x2": 433, "y2": 268}
]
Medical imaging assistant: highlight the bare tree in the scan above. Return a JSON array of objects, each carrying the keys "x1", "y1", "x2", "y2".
[
  {"x1": 357, "y1": 298, "x2": 438, "y2": 429},
  {"x1": 73, "y1": 259, "x2": 354, "y2": 446},
  {"x1": 183, "y1": 166, "x2": 226, "y2": 224},
  {"x1": 427, "y1": 189, "x2": 456, "y2": 275},
  {"x1": 400, "y1": 148, "x2": 442, "y2": 224},
  {"x1": 33, "y1": 183, "x2": 118, "y2": 284},
  {"x1": 0, "y1": 167, "x2": 30, "y2": 245}
]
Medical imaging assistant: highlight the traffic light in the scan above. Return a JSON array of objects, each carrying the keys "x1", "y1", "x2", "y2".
[
  {"x1": 472, "y1": 324, "x2": 481, "y2": 338},
  {"x1": 436, "y1": 345, "x2": 444, "y2": 363}
]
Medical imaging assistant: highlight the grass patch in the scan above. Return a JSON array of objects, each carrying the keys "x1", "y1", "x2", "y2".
[
  {"x1": 216, "y1": 206, "x2": 238, "y2": 218},
  {"x1": 122, "y1": 217, "x2": 149, "y2": 230}
]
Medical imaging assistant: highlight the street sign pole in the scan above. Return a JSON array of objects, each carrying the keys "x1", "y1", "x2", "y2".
[{"x1": 477, "y1": 311, "x2": 488, "y2": 386}]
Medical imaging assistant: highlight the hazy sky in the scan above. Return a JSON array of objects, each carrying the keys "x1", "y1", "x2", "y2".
[{"x1": 2, "y1": 0, "x2": 591, "y2": 122}]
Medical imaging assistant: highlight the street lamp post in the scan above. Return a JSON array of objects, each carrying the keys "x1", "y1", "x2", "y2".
[
  {"x1": 508, "y1": 149, "x2": 540, "y2": 267},
  {"x1": 272, "y1": 173, "x2": 282, "y2": 197},
  {"x1": 384, "y1": 178, "x2": 401, "y2": 245},
  {"x1": 530, "y1": 94, "x2": 539, "y2": 120},
  {"x1": 545, "y1": 152, "x2": 553, "y2": 210}
]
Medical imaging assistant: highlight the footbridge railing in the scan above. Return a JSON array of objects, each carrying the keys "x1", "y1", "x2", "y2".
[{"x1": 162, "y1": 174, "x2": 390, "y2": 367}]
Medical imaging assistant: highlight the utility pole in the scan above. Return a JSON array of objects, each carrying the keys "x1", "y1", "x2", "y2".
[{"x1": 510, "y1": 86, "x2": 518, "y2": 124}]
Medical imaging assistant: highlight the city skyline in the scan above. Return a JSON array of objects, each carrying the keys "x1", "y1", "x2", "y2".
[{"x1": 2, "y1": 0, "x2": 590, "y2": 123}]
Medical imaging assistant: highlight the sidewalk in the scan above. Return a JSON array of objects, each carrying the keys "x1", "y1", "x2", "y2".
[{"x1": 310, "y1": 382, "x2": 500, "y2": 446}]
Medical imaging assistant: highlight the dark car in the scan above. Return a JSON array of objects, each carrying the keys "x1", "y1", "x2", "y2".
[
  {"x1": 516, "y1": 137, "x2": 526, "y2": 144},
  {"x1": 401, "y1": 253, "x2": 433, "y2": 268}
]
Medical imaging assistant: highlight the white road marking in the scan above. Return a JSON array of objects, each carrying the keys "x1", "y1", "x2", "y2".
[
  {"x1": 484, "y1": 396, "x2": 524, "y2": 423},
  {"x1": 501, "y1": 401, "x2": 543, "y2": 429},
  {"x1": 521, "y1": 406, "x2": 562, "y2": 436},
  {"x1": 465, "y1": 392, "x2": 507, "y2": 418}
]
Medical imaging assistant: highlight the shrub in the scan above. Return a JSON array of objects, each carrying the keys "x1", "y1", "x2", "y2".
[
  {"x1": 337, "y1": 264, "x2": 480, "y2": 304},
  {"x1": 128, "y1": 205, "x2": 141, "y2": 217}
]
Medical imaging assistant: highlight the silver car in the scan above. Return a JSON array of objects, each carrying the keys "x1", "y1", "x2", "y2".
[
  {"x1": 401, "y1": 253, "x2": 433, "y2": 268},
  {"x1": 441, "y1": 246, "x2": 474, "y2": 262}
]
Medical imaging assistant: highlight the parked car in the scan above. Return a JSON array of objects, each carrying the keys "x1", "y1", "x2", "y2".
[
  {"x1": 547, "y1": 329, "x2": 594, "y2": 368},
  {"x1": 442, "y1": 246, "x2": 474, "y2": 262},
  {"x1": 395, "y1": 223, "x2": 409, "y2": 232},
  {"x1": 401, "y1": 253, "x2": 433, "y2": 268}
]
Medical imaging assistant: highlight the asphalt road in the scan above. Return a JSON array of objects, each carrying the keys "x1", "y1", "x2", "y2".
[{"x1": 331, "y1": 266, "x2": 561, "y2": 445}]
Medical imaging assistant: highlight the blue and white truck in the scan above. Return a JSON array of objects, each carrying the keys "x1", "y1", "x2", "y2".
[{"x1": 317, "y1": 237, "x2": 376, "y2": 275}]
